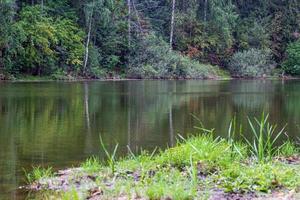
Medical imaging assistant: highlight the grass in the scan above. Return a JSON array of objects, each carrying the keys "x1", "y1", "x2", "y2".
[
  {"x1": 28, "y1": 114, "x2": 300, "y2": 199},
  {"x1": 80, "y1": 157, "x2": 102, "y2": 173},
  {"x1": 99, "y1": 135, "x2": 119, "y2": 174},
  {"x1": 25, "y1": 166, "x2": 53, "y2": 184},
  {"x1": 245, "y1": 113, "x2": 287, "y2": 162}
]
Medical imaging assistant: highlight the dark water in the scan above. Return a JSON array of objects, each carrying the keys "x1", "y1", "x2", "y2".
[{"x1": 1, "y1": 80, "x2": 300, "y2": 199}]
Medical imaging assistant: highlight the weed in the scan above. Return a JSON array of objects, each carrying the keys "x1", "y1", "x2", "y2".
[
  {"x1": 25, "y1": 166, "x2": 53, "y2": 184},
  {"x1": 81, "y1": 157, "x2": 102, "y2": 173},
  {"x1": 278, "y1": 140, "x2": 299, "y2": 157},
  {"x1": 100, "y1": 135, "x2": 119, "y2": 174}
]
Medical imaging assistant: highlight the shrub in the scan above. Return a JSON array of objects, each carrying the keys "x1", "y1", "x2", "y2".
[
  {"x1": 228, "y1": 48, "x2": 275, "y2": 77},
  {"x1": 282, "y1": 40, "x2": 300, "y2": 75},
  {"x1": 128, "y1": 34, "x2": 219, "y2": 79}
]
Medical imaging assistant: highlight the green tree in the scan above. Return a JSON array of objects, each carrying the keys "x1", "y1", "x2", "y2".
[
  {"x1": 0, "y1": 0, "x2": 15, "y2": 73},
  {"x1": 9, "y1": 5, "x2": 84, "y2": 76},
  {"x1": 283, "y1": 40, "x2": 300, "y2": 75}
]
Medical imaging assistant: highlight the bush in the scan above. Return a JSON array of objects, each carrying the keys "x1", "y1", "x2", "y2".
[
  {"x1": 128, "y1": 34, "x2": 219, "y2": 79},
  {"x1": 282, "y1": 40, "x2": 300, "y2": 75},
  {"x1": 228, "y1": 48, "x2": 275, "y2": 77}
]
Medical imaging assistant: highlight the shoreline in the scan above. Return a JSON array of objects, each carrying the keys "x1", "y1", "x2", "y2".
[
  {"x1": 24, "y1": 130, "x2": 300, "y2": 200},
  {"x1": 1, "y1": 76, "x2": 300, "y2": 83}
]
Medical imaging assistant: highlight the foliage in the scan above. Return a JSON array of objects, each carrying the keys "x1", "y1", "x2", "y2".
[
  {"x1": 282, "y1": 40, "x2": 300, "y2": 75},
  {"x1": 173, "y1": 0, "x2": 237, "y2": 66},
  {"x1": 228, "y1": 48, "x2": 275, "y2": 77},
  {"x1": 6, "y1": 5, "x2": 84, "y2": 76},
  {"x1": 128, "y1": 34, "x2": 219, "y2": 79},
  {"x1": 235, "y1": 19, "x2": 270, "y2": 50},
  {"x1": 1, "y1": 0, "x2": 300, "y2": 78},
  {"x1": 0, "y1": 1, "x2": 16, "y2": 70},
  {"x1": 84, "y1": 0, "x2": 128, "y2": 72}
]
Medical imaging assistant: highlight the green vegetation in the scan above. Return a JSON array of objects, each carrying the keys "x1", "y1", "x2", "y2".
[
  {"x1": 80, "y1": 157, "x2": 102, "y2": 173},
  {"x1": 244, "y1": 113, "x2": 286, "y2": 162},
  {"x1": 228, "y1": 49, "x2": 275, "y2": 77},
  {"x1": 25, "y1": 166, "x2": 53, "y2": 184},
  {"x1": 99, "y1": 136, "x2": 119, "y2": 174},
  {"x1": 283, "y1": 40, "x2": 300, "y2": 75},
  {"x1": 1, "y1": 1, "x2": 300, "y2": 79},
  {"x1": 28, "y1": 115, "x2": 300, "y2": 199}
]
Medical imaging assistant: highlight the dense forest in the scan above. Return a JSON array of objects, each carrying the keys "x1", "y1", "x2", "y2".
[{"x1": 0, "y1": 0, "x2": 299, "y2": 80}]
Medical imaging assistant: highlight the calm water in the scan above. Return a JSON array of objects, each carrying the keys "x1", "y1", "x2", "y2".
[{"x1": 1, "y1": 80, "x2": 300, "y2": 199}]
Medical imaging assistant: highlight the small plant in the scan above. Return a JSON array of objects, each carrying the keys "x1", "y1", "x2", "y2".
[
  {"x1": 81, "y1": 157, "x2": 102, "y2": 173},
  {"x1": 25, "y1": 166, "x2": 53, "y2": 184},
  {"x1": 278, "y1": 140, "x2": 298, "y2": 157},
  {"x1": 99, "y1": 135, "x2": 119, "y2": 174},
  {"x1": 244, "y1": 113, "x2": 286, "y2": 162}
]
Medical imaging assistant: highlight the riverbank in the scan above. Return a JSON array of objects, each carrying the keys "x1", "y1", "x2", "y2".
[
  {"x1": 1, "y1": 74, "x2": 298, "y2": 83},
  {"x1": 25, "y1": 118, "x2": 300, "y2": 200},
  {"x1": 0, "y1": 72, "x2": 231, "y2": 82}
]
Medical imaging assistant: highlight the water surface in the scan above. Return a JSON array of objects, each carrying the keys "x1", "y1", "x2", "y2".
[{"x1": 0, "y1": 80, "x2": 300, "y2": 199}]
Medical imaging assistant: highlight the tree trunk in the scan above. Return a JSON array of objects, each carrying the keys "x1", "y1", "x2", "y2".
[
  {"x1": 204, "y1": 0, "x2": 208, "y2": 22},
  {"x1": 169, "y1": 0, "x2": 176, "y2": 49},
  {"x1": 127, "y1": 0, "x2": 131, "y2": 68},
  {"x1": 127, "y1": 0, "x2": 131, "y2": 47},
  {"x1": 83, "y1": 3, "x2": 94, "y2": 76}
]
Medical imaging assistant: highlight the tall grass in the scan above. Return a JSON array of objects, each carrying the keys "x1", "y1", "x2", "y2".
[
  {"x1": 244, "y1": 113, "x2": 287, "y2": 162},
  {"x1": 99, "y1": 135, "x2": 119, "y2": 174}
]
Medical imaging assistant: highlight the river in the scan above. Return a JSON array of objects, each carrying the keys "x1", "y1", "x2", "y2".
[{"x1": 0, "y1": 80, "x2": 299, "y2": 199}]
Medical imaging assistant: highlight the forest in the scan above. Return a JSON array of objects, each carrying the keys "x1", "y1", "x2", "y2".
[{"x1": 0, "y1": 0, "x2": 299, "y2": 80}]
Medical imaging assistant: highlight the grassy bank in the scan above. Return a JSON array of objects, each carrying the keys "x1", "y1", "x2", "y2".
[
  {"x1": 1, "y1": 65, "x2": 231, "y2": 82},
  {"x1": 26, "y1": 115, "x2": 300, "y2": 200}
]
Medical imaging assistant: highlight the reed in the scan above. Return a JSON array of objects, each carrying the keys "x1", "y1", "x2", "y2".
[{"x1": 244, "y1": 113, "x2": 286, "y2": 162}]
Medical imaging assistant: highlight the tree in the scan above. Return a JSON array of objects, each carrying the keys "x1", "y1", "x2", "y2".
[
  {"x1": 9, "y1": 5, "x2": 84, "y2": 75},
  {"x1": 83, "y1": 0, "x2": 95, "y2": 75},
  {"x1": 0, "y1": 1, "x2": 15, "y2": 71},
  {"x1": 283, "y1": 40, "x2": 300, "y2": 75},
  {"x1": 169, "y1": 0, "x2": 176, "y2": 49}
]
